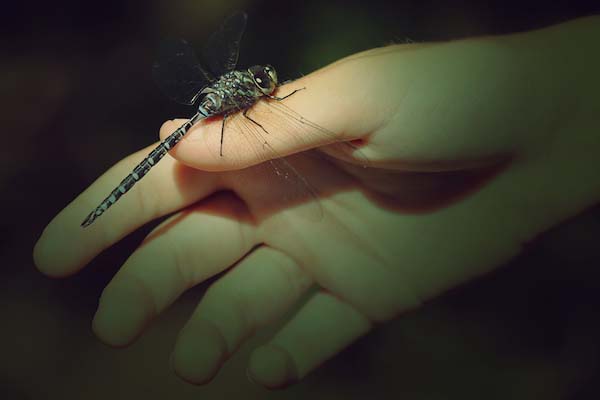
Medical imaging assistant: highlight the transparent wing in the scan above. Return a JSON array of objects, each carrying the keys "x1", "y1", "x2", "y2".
[
  {"x1": 246, "y1": 97, "x2": 371, "y2": 167},
  {"x1": 219, "y1": 96, "x2": 370, "y2": 220},
  {"x1": 201, "y1": 11, "x2": 248, "y2": 76},
  {"x1": 227, "y1": 114, "x2": 324, "y2": 221},
  {"x1": 152, "y1": 38, "x2": 214, "y2": 105}
]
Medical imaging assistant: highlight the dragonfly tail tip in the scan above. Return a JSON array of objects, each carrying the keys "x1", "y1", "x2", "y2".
[{"x1": 81, "y1": 212, "x2": 95, "y2": 228}]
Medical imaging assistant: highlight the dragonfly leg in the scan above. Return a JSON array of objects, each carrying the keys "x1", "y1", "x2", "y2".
[
  {"x1": 243, "y1": 109, "x2": 270, "y2": 136},
  {"x1": 220, "y1": 114, "x2": 229, "y2": 156},
  {"x1": 268, "y1": 87, "x2": 306, "y2": 101}
]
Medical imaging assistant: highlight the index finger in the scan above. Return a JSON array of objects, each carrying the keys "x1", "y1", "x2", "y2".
[
  {"x1": 162, "y1": 63, "x2": 382, "y2": 171},
  {"x1": 33, "y1": 139, "x2": 220, "y2": 277}
]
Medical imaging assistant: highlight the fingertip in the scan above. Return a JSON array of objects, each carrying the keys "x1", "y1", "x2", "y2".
[
  {"x1": 247, "y1": 345, "x2": 298, "y2": 389},
  {"x1": 33, "y1": 215, "x2": 83, "y2": 278},
  {"x1": 171, "y1": 320, "x2": 228, "y2": 385},
  {"x1": 159, "y1": 119, "x2": 185, "y2": 141},
  {"x1": 33, "y1": 226, "x2": 54, "y2": 275},
  {"x1": 91, "y1": 277, "x2": 155, "y2": 348},
  {"x1": 92, "y1": 318, "x2": 134, "y2": 349}
]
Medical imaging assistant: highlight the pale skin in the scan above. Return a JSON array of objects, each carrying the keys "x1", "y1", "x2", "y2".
[{"x1": 34, "y1": 16, "x2": 600, "y2": 388}]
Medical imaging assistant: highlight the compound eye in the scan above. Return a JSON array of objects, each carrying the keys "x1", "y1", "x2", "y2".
[
  {"x1": 254, "y1": 72, "x2": 270, "y2": 90},
  {"x1": 264, "y1": 65, "x2": 277, "y2": 84},
  {"x1": 249, "y1": 65, "x2": 276, "y2": 94}
]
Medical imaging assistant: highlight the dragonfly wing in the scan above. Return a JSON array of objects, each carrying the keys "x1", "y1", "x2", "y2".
[
  {"x1": 216, "y1": 91, "x2": 371, "y2": 220},
  {"x1": 152, "y1": 38, "x2": 213, "y2": 105},
  {"x1": 248, "y1": 97, "x2": 371, "y2": 167},
  {"x1": 201, "y1": 11, "x2": 248, "y2": 76},
  {"x1": 226, "y1": 113, "x2": 324, "y2": 221}
]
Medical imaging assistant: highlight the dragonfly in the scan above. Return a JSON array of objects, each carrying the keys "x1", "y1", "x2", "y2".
[{"x1": 81, "y1": 11, "x2": 362, "y2": 228}]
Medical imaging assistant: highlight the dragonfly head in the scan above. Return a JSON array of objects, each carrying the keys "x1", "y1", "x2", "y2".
[{"x1": 248, "y1": 65, "x2": 278, "y2": 95}]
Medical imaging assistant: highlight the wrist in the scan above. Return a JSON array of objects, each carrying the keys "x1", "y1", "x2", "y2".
[{"x1": 503, "y1": 16, "x2": 600, "y2": 227}]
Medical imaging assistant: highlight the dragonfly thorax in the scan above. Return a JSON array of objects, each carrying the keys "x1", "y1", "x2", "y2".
[
  {"x1": 196, "y1": 65, "x2": 278, "y2": 117},
  {"x1": 198, "y1": 70, "x2": 262, "y2": 115}
]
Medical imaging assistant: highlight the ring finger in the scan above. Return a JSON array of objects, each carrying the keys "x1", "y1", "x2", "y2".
[{"x1": 171, "y1": 245, "x2": 314, "y2": 385}]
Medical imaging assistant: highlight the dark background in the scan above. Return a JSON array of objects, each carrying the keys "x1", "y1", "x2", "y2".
[{"x1": 1, "y1": 0, "x2": 600, "y2": 399}]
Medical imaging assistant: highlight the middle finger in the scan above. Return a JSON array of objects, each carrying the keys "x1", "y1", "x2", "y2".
[{"x1": 92, "y1": 192, "x2": 256, "y2": 347}]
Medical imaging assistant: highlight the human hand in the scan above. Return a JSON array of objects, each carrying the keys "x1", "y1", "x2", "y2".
[{"x1": 34, "y1": 16, "x2": 600, "y2": 388}]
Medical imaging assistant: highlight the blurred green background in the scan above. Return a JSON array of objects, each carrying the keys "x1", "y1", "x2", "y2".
[{"x1": 2, "y1": 0, "x2": 600, "y2": 399}]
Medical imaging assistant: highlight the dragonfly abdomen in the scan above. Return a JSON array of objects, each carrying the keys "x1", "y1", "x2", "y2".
[{"x1": 81, "y1": 113, "x2": 205, "y2": 227}]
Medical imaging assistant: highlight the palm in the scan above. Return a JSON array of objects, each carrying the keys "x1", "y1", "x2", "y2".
[
  {"x1": 223, "y1": 146, "x2": 516, "y2": 322},
  {"x1": 216, "y1": 150, "x2": 412, "y2": 320},
  {"x1": 137, "y1": 141, "x2": 528, "y2": 388}
]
